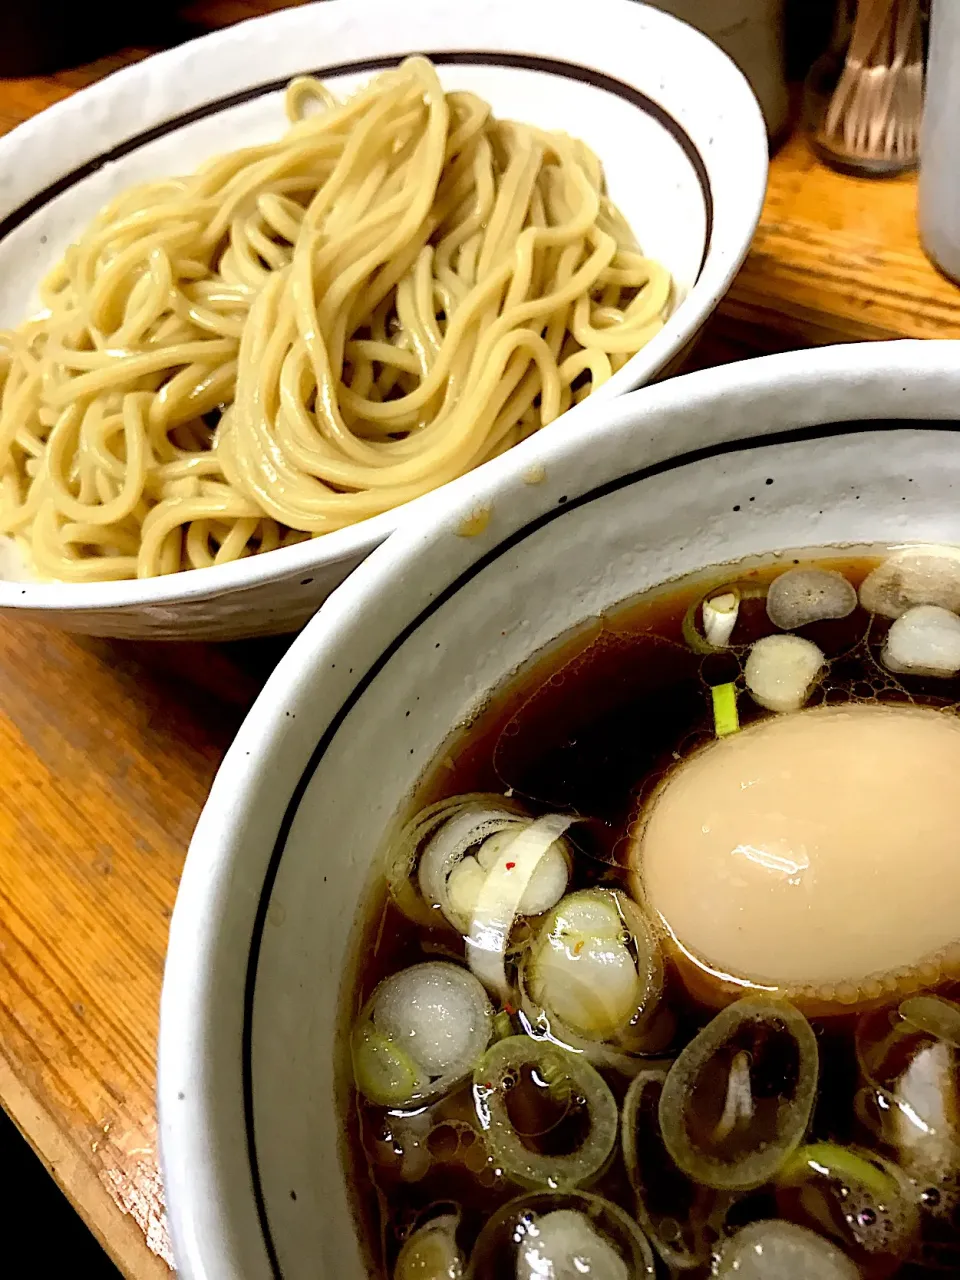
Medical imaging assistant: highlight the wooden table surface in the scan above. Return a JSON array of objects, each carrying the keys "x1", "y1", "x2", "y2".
[{"x1": 1, "y1": 5, "x2": 958, "y2": 1276}]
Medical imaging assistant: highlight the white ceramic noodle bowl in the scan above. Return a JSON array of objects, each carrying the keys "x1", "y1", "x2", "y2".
[
  {"x1": 159, "y1": 339, "x2": 960, "y2": 1279},
  {"x1": 0, "y1": 0, "x2": 766, "y2": 639}
]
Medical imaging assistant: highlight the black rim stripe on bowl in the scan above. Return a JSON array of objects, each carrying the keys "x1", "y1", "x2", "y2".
[
  {"x1": 242, "y1": 416, "x2": 960, "y2": 1277},
  {"x1": 0, "y1": 51, "x2": 713, "y2": 276}
]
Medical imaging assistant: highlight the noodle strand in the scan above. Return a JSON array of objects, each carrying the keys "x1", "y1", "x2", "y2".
[{"x1": 0, "y1": 57, "x2": 671, "y2": 581}]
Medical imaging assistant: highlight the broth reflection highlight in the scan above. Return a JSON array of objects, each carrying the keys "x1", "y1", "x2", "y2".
[{"x1": 343, "y1": 546, "x2": 960, "y2": 1277}]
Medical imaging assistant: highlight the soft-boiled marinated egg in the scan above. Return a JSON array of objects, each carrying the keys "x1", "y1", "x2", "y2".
[{"x1": 631, "y1": 703, "x2": 960, "y2": 1013}]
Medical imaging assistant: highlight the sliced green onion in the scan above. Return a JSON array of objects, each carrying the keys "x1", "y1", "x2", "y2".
[
  {"x1": 896, "y1": 1043, "x2": 958, "y2": 1175},
  {"x1": 521, "y1": 888, "x2": 664, "y2": 1059},
  {"x1": 882, "y1": 604, "x2": 960, "y2": 678},
  {"x1": 715, "y1": 1221, "x2": 859, "y2": 1279},
  {"x1": 778, "y1": 1142, "x2": 896, "y2": 1201},
  {"x1": 473, "y1": 1036, "x2": 618, "y2": 1189},
  {"x1": 394, "y1": 1213, "x2": 463, "y2": 1280},
  {"x1": 352, "y1": 1026, "x2": 427, "y2": 1108},
  {"x1": 744, "y1": 633, "x2": 824, "y2": 713},
  {"x1": 514, "y1": 1208, "x2": 631, "y2": 1279},
  {"x1": 659, "y1": 997, "x2": 818, "y2": 1190},
  {"x1": 353, "y1": 961, "x2": 492, "y2": 1107},
  {"x1": 622, "y1": 1069, "x2": 731, "y2": 1271},
  {"x1": 856, "y1": 997, "x2": 960, "y2": 1179},
  {"x1": 766, "y1": 567, "x2": 857, "y2": 629},
  {"x1": 682, "y1": 581, "x2": 765, "y2": 654},
  {"x1": 702, "y1": 591, "x2": 740, "y2": 647},
  {"x1": 384, "y1": 792, "x2": 525, "y2": 928},
  {"x1": 387, "y1": 793, "x2": 571, "y2": 940},
  {"x1": 859, "y1": 545, "x2": 960, "y2": 619},
  {"x1": 682, "y1": 598, "x2": 718, "y2": 655},
  {"x1": 711, "y1": 682, "x2": 739, "y2": 737},
  {"x1": 899, "y1": 994, "x2": 960, "y2": 1047},
  {"x1": 774, "y1": 1142, "x2": 919, "y2": 1267},
  {"x1": 468, "y1": 1192, "x2": 656, "y2": 1279},
  {"x1": 419, "y1": 805, "x2": 529, "y2": 932},
  {"x1": 466, "y1": 814, "x2": 574, "y2": 1001}
]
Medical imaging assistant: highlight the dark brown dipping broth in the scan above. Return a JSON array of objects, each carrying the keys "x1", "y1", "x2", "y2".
[{"x1": 340, "y1": 551, "x2": 960, "y2": 1279}]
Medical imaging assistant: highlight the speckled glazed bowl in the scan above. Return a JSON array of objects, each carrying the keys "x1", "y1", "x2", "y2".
[
  {"x1": 159, "y1": 340, "x2": 960, "y2": 1278},
  {"x1": 0, "y1": 0, "x2": 765, "y2": 639}
]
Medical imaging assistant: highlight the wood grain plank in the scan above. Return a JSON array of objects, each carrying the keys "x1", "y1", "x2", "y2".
[
  {"x1": 0, "y1": 1051, "x2": 171, "y2": 1278},
  {"x1": 0, "y1": 51, "x2": 161, "y2": 133},
  {"x1": 0, "y1": 619, "x2": 278, "y2": 1274},
  {"x1": 720, "y1": 132, "x2": 960, "y2": 346}
]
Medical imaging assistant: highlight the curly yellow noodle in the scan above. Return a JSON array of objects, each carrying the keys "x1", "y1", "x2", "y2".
[{"x1": 0, "y1": 56, "x2": 671, "y2": 581}]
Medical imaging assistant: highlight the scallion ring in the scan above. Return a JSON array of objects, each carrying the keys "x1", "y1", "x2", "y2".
[
  {"x1": 473, "y1": 1036, "x2": 618, "y2": 1190},
  {"x1": 352, "y1": 961, "x2": 493, "y2": 1107}
]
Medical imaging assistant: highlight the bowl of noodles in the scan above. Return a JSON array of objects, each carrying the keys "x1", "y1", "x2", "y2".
[
  {"x1": 159, "y1": 340, "x2": 960, "y2": 1279},
  {"x1": 0, "y1": 0, "x2": 767, "y2": 640}
]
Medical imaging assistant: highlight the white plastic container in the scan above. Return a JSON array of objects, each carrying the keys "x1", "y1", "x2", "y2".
[{"x1": 919, "y1": 0, "x2": 960, "y2": 283}]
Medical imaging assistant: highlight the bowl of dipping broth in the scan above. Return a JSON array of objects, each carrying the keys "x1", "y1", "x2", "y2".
[
  {"x1": 0, "y1": 0, "x2": 766, "y2": 642},
  {"x1": 159, "y1": 339, "x2": 960, "y2": 1280}
]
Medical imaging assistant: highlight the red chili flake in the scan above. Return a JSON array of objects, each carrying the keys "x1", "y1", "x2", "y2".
[
  {"x1": 504, "y1": 1002, "x2": 515, "y2": 1015},
  {"x1": 505, "y1": 861, "x2": 516, "y2": 870}
]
